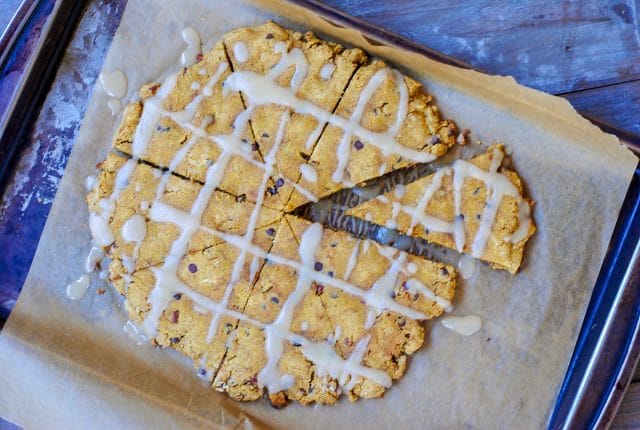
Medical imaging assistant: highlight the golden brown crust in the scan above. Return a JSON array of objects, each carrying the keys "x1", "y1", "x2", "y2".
[
  {"x1": 346, "y1": 145, "x2": 536, "y2": 273},
  {"x1": 85, "y1": 21, "x2": 546, "y2": 408}
]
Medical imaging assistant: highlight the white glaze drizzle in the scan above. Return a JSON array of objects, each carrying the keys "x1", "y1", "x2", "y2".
[
  {"x1": 206, "y1": 110, "x2": 291, "y2": 343},
  {"x1": 299, "y1": 163, "x2": 318, "y2": 183},
  {"x1": 248, "y1": 255, "x2": 261, "y2": 283},
  {"x1": 305, "y1": 121, "x2": 325, "y2": 150},
  {"x1": 122, "y1": 214, "x2": 146, "y2": 243},
  {"x1": 224, "y1": 69, "x2": 435, "y2": 171},
  {"x1": 441, "y1": 315, "x2": 482, "y2": 336},
  {"x1": 385, "y1": 201, "x2": 402, "y2": 229},
  {"x1": 180, "y1": 27, "x2": 202, "y2": 67},
  {"x1": 406, "y1": 262, "x2": 417, "y2": 274},
  {"x1": 384, "y1": 146, "x2": 531, "y2": 259},
  {"x1": 85, "y1": 246, "x2": 105, "y2": 273},
  {"x1": 233, "y1": 41, "x2": 249, "y2": 63},
  {"x1": 319, "y1": 63, "x2": 335, "y2": 80},
  {"x1": 259, "y1": 222, "x2": 323, "y2": 392},
  {"x1": 89, "y1": 158, "x2": 136, "y2": 247},
  {"x1": 343, "y1": 239, "x2": 361, "y2": 280},
  {"x1": 364, "y1": 309, "x2": 377, "y2": 330},
  {"x1": 85, "y1": 175, "x2": 97, "y2": 191},
  {"x1": 94, "y1": 41, "x2": 454, "y2": 395},
  {"x1": 405, "y1": 278, "x2": 452, "y2": 312}
]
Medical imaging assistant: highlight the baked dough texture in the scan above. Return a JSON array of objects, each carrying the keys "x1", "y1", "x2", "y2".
[{"x1": 87, "y1": 21, "x2": 533, "y2": 407}]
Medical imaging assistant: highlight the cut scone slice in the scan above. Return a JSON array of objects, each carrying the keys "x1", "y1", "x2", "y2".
[
  {"x1": 214, "y1": 217, "x2": 342, "y2": 405},
  {"x1": 110, "y1": 40, "x2": 281, "y2": 207},
  {"x1": 222, "y1": 21, "x2": 367, "y2": 211},
  {"x1": 87, "y1": 152, "x2": 283, "y2": 288},
  {"x1": 283, "y1": 215, "x2": 456, "y2": 401},
  {"x1": 346, "y1": 145, "x2": 536, "y2": 273},
  {"x1": 216, "y1": 215, "x2": 456, "y2": 406},
  {"x1": 122, "y1": 215, "x2": 283, "y2": 385},
  {"x1": 286, "y1": 59, "x2": 457, "y2": 211}
]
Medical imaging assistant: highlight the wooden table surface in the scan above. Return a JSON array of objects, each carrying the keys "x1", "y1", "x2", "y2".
[{"x1": 0, "y1": 0, "x2": 639, "y2": 428}]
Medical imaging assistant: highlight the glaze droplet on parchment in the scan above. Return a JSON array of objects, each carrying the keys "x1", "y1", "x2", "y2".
[
  {"x1": 99, "y1": 70, "x2": 127, "y2": 98},
  {"x1": 458, "y1": 254, "x2": 478, "y2": 280},
  {"x1": 67, "y1": 274, "x2": 91, "y2": 300},
  {"x1": 99, "y1": 70, "x2": 127, "y2": 115},
  {"x1": 180, "y1": 27, "x2": 202, "y2": 67},
  {"x1": 441, "y1": 315, "x2": 482, "y2": 336}
]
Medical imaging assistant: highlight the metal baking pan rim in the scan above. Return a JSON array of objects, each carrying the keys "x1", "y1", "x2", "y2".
[{"x1": 0, "y1": 1, "x2": 639, "y2": 428}]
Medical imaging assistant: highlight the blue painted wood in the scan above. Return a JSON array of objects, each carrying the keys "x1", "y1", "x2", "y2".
[
  {"x1": 321, "y1": 0, "x2": 640, "y2": 94},
  {"x1": 564, "y1": 80, "x2": 640, "y2": 136},
  {"x1": 321, "y1": 0, "x2": 640, "y2": 136},
  {"x1": 0, "y1": 0, "x2": 126, "y2": 321}
]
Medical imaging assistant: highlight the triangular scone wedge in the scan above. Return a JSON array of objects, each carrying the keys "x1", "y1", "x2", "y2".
[
  {"x1": 346, "y1": 145, "x2": 536, "y2": 274},
  {"x1": 286, "y1": 59, "x2": 457, "y2": 211},
  {"x1": 222, "y1": 21, "x2": 367, "y2": 211}
]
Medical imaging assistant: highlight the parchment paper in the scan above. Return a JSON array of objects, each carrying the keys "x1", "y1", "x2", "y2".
[{"x1": 0, "y1": 0, "x2": 637, "y2": 428}]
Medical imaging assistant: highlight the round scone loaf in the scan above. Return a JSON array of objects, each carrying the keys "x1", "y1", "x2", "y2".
[{"x1": 87, "y1": 21, "x2": 463, "y2": 407}]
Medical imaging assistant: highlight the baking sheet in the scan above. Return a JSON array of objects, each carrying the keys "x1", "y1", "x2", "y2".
[{"x1": 0, "y1": 0, "x2": 638, "y2": 428}]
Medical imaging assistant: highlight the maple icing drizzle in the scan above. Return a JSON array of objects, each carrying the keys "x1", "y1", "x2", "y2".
[
  {"x1": 89, "y1": 39, "x2": 459, "y2": 395},
  {"x1": 378, "y1": 147, "x2": 531, "y2": 259}
]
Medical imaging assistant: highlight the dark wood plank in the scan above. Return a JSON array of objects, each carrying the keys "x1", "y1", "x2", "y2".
[
  {"x1": 563, "y1": 80, "x2": 640, "y2": 136},
  {"x1": 323, "y1": 0, "x2": 640, "y2": 95},
  {"x1": 612, "y1": 382, "x2": 640, "y2": 428}
]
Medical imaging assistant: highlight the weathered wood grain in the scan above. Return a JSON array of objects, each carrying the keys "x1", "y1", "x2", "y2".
[
  {"x1": 612, "y1": 382, "x2": 640, "y2": 428},
  {"x1": 564, "y1": 80, "x2": 640, "y2": 135},
  {"x1": 322, "y1": 0, "x2": 640, "y2": 95}
]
